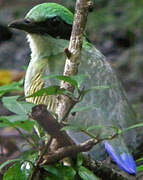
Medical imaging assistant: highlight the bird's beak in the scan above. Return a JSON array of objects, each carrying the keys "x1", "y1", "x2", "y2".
[{"x1": 8, "y1": 19, "x2": 33, "y2": 33}]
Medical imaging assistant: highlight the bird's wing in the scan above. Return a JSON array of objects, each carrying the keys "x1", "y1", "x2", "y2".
[{"x1": 67, "y1": 44, "x2": 137, "y2": 174}]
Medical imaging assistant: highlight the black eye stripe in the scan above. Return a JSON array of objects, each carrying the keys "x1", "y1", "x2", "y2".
[
  {"x1": 51, "y1": 16, "x2": 61, "y2": 24},
  {"x1": 26, "y1": 17, "x2": 72, "y2": 40}
]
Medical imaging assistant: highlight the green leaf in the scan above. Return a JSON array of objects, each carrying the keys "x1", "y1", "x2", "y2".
[
  {"x1": 3, "y1": 161, "x2": 33, "y2": 180},
  {"x1": 0, "y1": 82, "x2": 23, "y2": 97},
  {"x1": 42, "y1": 165, "x2": 63, "y2": 180},
  {"x1": 58, "y1": 166, "x2": 76, "y2": 180},
  {"x1": 43, "y1": 165, "x2": 76, "y2": 180},
  {"x1": 0, "y1": 92, "x2": 5, "y2": 97},
  {"x1": 110, "y1": 126, "x2": 122, "y2": 135},
  {"x1": 84, "y1": 85, "x2": 115, "y2": 95},
  {"x1": 137, "y1": 164, "x2": 143, "y2": 172},
  {"x1": 136, "y1": 157, "x2": 143, "y2": 162},
  {"x1": 78, "y1": 166, "x2": 100, "y2": 180},
  {"x1": 62, "y1": 124, "x2": 97, "y2": 139},
  {"x1": 61, "y1": 124, "x2": 85, "y2": 132},
  {"x1": 86, "y1": 125, "x2": 103, "y2": 132},
  {"x1": 119, "y1": 123, "x2": 143, "y2": 135},
  {"x1": 2, "y1": 96, "x2": 35, "y2": 115},
  {"x1": 71, "y1": 103, "x2": 97, "y2": 113},
  {"x1": 43, "y1": 74, "x2": 89, "y2": 89},
  {"x1": 21, "y1": 151, "x2": 38, "y2": 164},
  {"x1": 43, "y1": 74, "x2": 78, "y2": 88},
  {"x1": 0, "y1": 115, "x2": 35, "y2": 132},
  {"x1": 0, "y1": 159, "x2": 21, "y2": 172},
  {"x1": 77, "y1": 153, "x2": 83, "y2": 168},
  {"x1": 43, "y1": 177, "x2": 52, "y2": 180},
  {"x1": 27, "y1": 86, "x2": 66, "y2": 98},
  {"x1": 72, "y1": 74, "x2": 90, "y2": 88},
  {"x1": 20, "y1": 161, "x2": 33, "y2": 178}
]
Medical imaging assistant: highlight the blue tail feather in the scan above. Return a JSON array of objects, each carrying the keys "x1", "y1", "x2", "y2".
[{"x1": 104, "y1": 141, "x2": 136, "y2": 175}]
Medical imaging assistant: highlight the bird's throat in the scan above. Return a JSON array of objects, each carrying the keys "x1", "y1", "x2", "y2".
[
  {"x1": 27, "y1": 34, "x2": 69, "y2": 60},
  {"x1": 25, "y1": 34, "x2": 69, "y2": 97}
]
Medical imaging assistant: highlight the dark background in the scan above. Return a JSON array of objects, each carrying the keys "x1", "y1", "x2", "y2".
[{"x1": 0, "y1": 0, "x2": 143, "y2": 106}]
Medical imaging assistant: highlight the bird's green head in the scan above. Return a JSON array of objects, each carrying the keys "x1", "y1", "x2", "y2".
[
  {"x1": 26, "y1": 3, "x2": 73, "y2": 25},
  {"x1": 9, "y1": 3, "x2": 74, "y2": 40}
]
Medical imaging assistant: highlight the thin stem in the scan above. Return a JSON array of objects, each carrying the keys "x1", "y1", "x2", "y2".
[
  {"x1": 29, "y1": 137, "x2": 53, "y2": 180},
  {"x1": 15, "y1": 128, "x2": 36, "y2": 148}
]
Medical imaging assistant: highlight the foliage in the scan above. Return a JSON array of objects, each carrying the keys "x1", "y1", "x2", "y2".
[
  {"x1": 0, "y1": 80, "x2": 23, "y2": 97},
  {"x1": 0, "y1": 70, "x2": 143, "y2": 178},
  {"x1": 0, "y1": 75, "x2": 102, "y2": 180},
  {"x1": 136, "y1": 158, "x2": 143, "y2": 173},
  {"x1": 0, "y1": 96, "x2": 35, "y2": 132}
]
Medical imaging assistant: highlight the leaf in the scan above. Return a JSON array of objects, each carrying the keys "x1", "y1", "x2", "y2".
[
  {"x1": 27, "y1": 86, "x2": 66, "y2": 98},
  {"x1": 0, "y1": 159, "x2": 21, "y2": 172},
  {"x1": 43, "y1": 165, "x2": 76, "y2": 180},
  {"x1": 136, "y1": 157, "x2": 143, "y2": 162},
  {"x1": 137, "y1": 165, "x2": 143, "y2": 172},
  {"x1": 77, "y1": 153, "x2": 83, "y2": 168},
  {"x1": 86, "y1": 125, "x2": 103, "y2": 132},
  {"x1": 71, "y1": 104, "x2": 97, "y2": 113},
  {"x1": 72, "y1": 74, "x2": 90, "y2": 88},
  {"x1": 0, "y1": 115, "x2": 35, "y2": 132},
  {"x1": 61, "y1": 124, "x2": 85, "y2": 132},
  {"x1": 110, "y1": 126, "x2": 122, "y2": 134},
  {"x1": 58, "y1": 166, "x2": 76, "y2": 180},
  {"x1": 2, "y1": 96, "x2": 35, "y2": 115},
  {"x1": 3, "y1": 161, "x2": 32, "y2": 180},
  {"x1": 43, "y1": 177, "x2": 52, "y2": 180},
  {"x1": 84, "y1": 85, "x2": 115, "y2": 95},
  {"x1": 42, "y1": 165, "x2": 63, "y2": 180},
  {"x1": 43, "y1": 74, "x2": 78, "y2": 88},
  {"x1": 20, "y1": 161, "x2": 33, "y2": 178},
  {"x1": 21, "y1": 151, "x2": 38, "y2": 164},
  {"x1": 0, "y1": 82, "x2": 23, "y2": 97},
  {"x1": 0, "y1": 92, "x2": 5, "y2": 97},
  {"x1": 89, "y1": 85, "x2": 115, "y2": 90},
  {"x1": 43, "y1": 74, "x2": 89, "y2": 89},
  {"x1": 78, "y1": 166, "x2": 100, "y2": 180},
  {"x1": 119, "y1": 123, "x2": 143, "y2": 135}
]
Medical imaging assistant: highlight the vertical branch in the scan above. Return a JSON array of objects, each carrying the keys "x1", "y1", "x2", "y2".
[{"x1": 56, "y1": 0, "x2": 93, "y2": 120}]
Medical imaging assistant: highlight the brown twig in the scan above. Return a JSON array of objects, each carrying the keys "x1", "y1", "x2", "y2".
[
  {"x1": 30, "y1": 104, "x2": 132, "y2": 180},
  {"x1": 28, "y1": 137, "x2": 52, "y2": 180},
  {"x1": 30, "y1": 105, "x2": 74, "y2": 148},
  {"x1": 56, "y1": 0, "x2": 93, "y2": 121},
  {"x1": 40, "y1": 139, "x2": 96, "y2": 165},
  {"x1": 30, "y1": 105, "x2": 118, "y2": 165}
]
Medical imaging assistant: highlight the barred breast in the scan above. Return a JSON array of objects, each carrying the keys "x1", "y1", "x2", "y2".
[{"x1": 26, "y1": 73, "x2": 57, "y2": 112}]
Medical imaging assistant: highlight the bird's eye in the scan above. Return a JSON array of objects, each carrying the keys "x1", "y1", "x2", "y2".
[{"x1": 51, "y1": 16, "x2": 61, "y2": 26}]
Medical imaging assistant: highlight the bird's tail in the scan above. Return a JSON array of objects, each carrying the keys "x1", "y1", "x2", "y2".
[{"x1": 104, "y1": 137, "x2": 136, "y2": 175}]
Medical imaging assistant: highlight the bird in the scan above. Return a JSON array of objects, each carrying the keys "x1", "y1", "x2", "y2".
[{"x1": 9, "y1": 3, "x2": 137, "y2": 175}]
